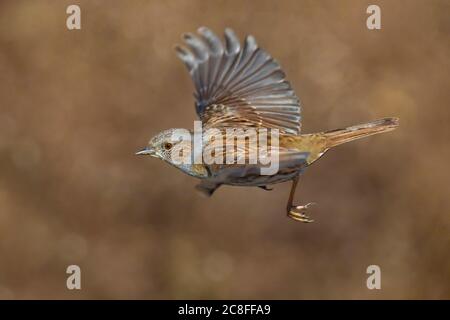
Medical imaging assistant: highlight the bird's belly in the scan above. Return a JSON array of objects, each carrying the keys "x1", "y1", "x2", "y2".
[
  {"x1": 227, "y1": 172, "x2": 300, "y2": 186},
  {"x1": 207, "y1": 150, "x2": 310, "y2": 187},
  {"x1": 216, "y1": 166, "x2": 305, "y2": 187}
]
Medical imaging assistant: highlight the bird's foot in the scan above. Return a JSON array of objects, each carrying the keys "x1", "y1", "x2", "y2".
[{"x1": 287, "y1": 202, "x2": 316, "y2": 223}]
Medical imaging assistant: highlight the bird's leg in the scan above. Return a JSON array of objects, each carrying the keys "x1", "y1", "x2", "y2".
[{"x1": 286, "y1": 175, "x2": 315, "y2": 223}]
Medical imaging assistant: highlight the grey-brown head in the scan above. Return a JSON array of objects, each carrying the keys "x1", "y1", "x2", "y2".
[
  {"x1": 136, "y1": 128, "x2": 200, "y2": 176},
  {"x1": 136, "y1": 129, "x2": 177, "y2": 159}
]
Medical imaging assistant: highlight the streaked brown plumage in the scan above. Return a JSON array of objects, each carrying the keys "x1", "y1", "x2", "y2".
[{"x1": 137, "y1": 27, "x2": 399, "y2": 223}]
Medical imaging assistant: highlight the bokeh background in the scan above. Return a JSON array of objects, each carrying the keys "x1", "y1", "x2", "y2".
[{"x1": 0, "y1": 0, "x2": 449, "y2": 299}]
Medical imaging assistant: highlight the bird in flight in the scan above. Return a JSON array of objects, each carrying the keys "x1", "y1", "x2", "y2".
[{"x1": 136, "y1": 27, "x2": 399, "y2": 223}]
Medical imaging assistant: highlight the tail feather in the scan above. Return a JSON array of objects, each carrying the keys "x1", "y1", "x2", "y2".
[{"x1": 324, "y1": 117, "x2": 399, "y2": 149}]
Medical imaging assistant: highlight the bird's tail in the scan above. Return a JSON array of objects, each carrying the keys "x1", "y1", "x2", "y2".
[{"x1": 324, "y1": 117, "x2": 399, "y2": 149}]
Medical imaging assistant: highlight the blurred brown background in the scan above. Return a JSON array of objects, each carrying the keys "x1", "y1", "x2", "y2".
[{"x1": 0, "y1": 0, "x2": 449, "y2": 299}]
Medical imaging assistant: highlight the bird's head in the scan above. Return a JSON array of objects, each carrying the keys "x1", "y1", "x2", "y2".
[
  {"x1": 136, "y1": 128, "x2": 200, "y2": 175},
  {"x1": 136, "y1": 128, "x2": 187, "y2": 160}
]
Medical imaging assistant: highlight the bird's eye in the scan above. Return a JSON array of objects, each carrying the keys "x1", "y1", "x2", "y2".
[{"x1": 163, "y1": 142, "x2": 173, "y2": 150}]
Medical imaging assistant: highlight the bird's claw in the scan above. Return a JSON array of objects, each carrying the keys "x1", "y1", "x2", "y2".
[{"x1": 287, "y1": 202, "x2": 316, "y2": 223}]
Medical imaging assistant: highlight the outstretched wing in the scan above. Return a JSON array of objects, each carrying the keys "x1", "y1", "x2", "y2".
[{"x1": 175, "y1": 27, "x2": 302, "y2": 134}]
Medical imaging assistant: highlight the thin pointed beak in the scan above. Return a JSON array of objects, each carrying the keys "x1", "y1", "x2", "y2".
[{"x1": 135, "y1": 147, "x2": 155, "y2": 156}]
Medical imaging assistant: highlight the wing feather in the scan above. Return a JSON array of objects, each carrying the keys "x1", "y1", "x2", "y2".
[{"x1": 176, "y1": 27, "x2": 302, "y2": 134}]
